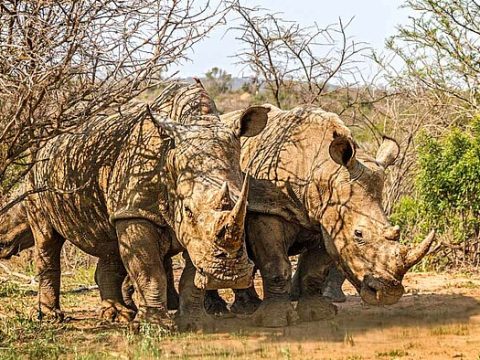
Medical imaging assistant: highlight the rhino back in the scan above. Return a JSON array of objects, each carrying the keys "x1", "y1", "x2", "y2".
[
  {"x1": 31, "y1": 106, "x2": 154, "y2": 253},
  {"x1": 107, "y1": 117, "x2": 173, "y2": 228},
  {"x1": 239, "y1": 105, "x2": 351, "y2": 227}
]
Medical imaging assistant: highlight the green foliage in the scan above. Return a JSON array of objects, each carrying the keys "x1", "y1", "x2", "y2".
[
  {"x1": 0, "y1": 281, "x2": 26, "y2": 298},
  {"x1": 204, "y1": 67, "x2": 232, "y2": 97},
  {"x1": 392, "y1": 116, "x2": 480, "y2": 267},
  {"x1": 0, "y1": 314, "x2": 66, "y2": 359},
  {"x1": 386, "y1": 0, "x2": 480, "y2": 112}
]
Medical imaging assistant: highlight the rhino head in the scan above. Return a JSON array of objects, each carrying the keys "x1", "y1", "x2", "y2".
[
  {"x1": 149, "y1": 104, "x2": 269, "y2": 290},
  {"x1": 0, "y1": 191, "x2": 34, "y2": 259},
  {"x1": 312, "y1": 132, "x2": 435, "y2": 305}
]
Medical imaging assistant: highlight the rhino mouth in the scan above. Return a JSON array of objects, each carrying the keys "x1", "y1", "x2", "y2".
[
  {"x1": 192, "y1": 248, "x2": 254, "y2": 290},
  {"x1": 359, "y1": 275, "x2": 404, "y2": 306}
]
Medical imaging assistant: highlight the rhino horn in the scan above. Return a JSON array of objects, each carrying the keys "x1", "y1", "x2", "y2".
[
  {"x1": 230, "y1": 172, "x2": 249, "y2": 228},
  {"x1": 213, "y1": 182, "x2": 234, "y2": 211},
  {"x1": 403, "y1": 230, "x2": 436, "y2": 270},
  {"x1": 216, "y1": 174, "x2": 249, "y2": 249}
]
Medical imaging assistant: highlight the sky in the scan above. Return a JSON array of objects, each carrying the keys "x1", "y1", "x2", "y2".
[{"x1": 173, "y1": 0, "x2": 411, "y2": 78}]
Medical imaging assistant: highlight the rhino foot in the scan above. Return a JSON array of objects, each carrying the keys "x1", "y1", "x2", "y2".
[
  {"x1": 251, "y1": 298, "x2": 298, "y2": 328},
  {"x1": 175, "y1": 310, "x2": 214, "y2": 332},
  {"x1": 132, "y1": 306, "x2": 176, "y2": 332},
  {"x1": 230, "y1": 293, "x2": 262, "y2": 315},
  {"x1": 100, "y1": 300, "x2": 136, "y2": 323},
  {"x1": 204, "y1": 291, "x2": 230, "y2": 317},
  {"x1": 296, "y1": 296, "x2": 337, "y2": 322},
  {"x1": 31, "y1": 307, "x2": 65, "y2": 323},
  {"x1": 323, "y1": 286, "x2": 347, "y2": 303}
]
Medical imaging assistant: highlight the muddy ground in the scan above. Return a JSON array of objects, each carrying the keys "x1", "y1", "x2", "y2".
[{"x1": 0, "y1": 263, "x2": 479, "y2": 359}]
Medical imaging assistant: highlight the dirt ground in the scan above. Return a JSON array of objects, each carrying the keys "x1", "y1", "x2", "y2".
[{"x1": 1, "y1": 267, "x2": 479, "y2": 360}]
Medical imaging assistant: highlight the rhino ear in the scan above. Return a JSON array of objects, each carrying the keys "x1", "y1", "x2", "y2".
[
  {"x1": 329, "y1": 132, "x2": 356, "y2": 167},
  {"x1": 234, "y1": 105, "x2": 270, "y2": 137},
  {"x1": 376, "y1": 136, "x2": 400, "y2": 168}
]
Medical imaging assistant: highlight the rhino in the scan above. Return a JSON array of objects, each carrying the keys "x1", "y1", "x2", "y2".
[
  {"x1": 1, "y1": 82, "x2": 269, "y2": 329},
  {"x1": 0, "y1": 189, "x2": 35, "y2": 260},
  {"x1": 204, "y1": 104, "x2": 435, "y2": 327},
  {"x1": 0, "y1": 191, "x2": 180, "y2": 315}
]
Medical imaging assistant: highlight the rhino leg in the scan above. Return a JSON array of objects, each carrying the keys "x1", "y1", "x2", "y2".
[
  {"x1": 204, "y1": 289, "x2": 229, "y2": 316},
  {"x1": 164, "y1": 256, "x2": 179, "y2": 310},
  {"x1": 95, "y1": 256, "x2": 135, "y2": 323},
  {"x1": 28, "y1": 211, "x2": 65, "y2": 322},
  {"x1": 293, "y1": 246, "x2": 337, "y2": 322},
  {"x1": 230, "y1": 285, "x2": 262, "y2": 315},
  {"x1": 119, "y1": 256, "x2": 179, "y2": 312},
  {"x1": 247, "y1": 214, "x2": 298, "y2": 327},
  {"x1": 322, "y1": 266, "x2": 347, "y2": 303},
  {"x1": 116, "y1": 219, "x2": 174, "y2": 329},
  {"x1": 175, "y1": 252, "x2": 212, "y2": 332},
  {"x1": 121, "y1": 276, "x2": 136, "y2": 311}
]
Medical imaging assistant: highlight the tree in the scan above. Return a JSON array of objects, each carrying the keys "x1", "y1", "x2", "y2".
[
  {"x1": 232, "y1": 3, "x2": 366, "y2": 109},
  {"x1": 386, "y1": 0, "x2": 480, "y2": 113},
  {"x1": 0, "y1": 0, "x2": 230, "y2": 205},
  {"x1": 204, "y1": 67, "x2": 232, "y2": 97}
]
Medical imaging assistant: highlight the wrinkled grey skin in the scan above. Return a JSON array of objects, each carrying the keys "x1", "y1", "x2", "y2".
[
  {"x1": 205, "y1": 104, "x2": 435, "y2": 327},
  {"x1": 0, "y1": 195, "x2": 180, "y2": 313},
  {"x1": 1, "y1": 82, "x2": 269, "y2": 329},
  {"x1": 0, "y1": 189, "x2": 34, "y2": 260}
]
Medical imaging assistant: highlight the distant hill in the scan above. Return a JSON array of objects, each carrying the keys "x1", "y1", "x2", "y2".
[{"x1": 180, "y1": 76, "x2": 252, "y2": 91}]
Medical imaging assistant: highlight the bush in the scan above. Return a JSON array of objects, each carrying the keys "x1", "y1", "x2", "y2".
[{"x1": 392, "y1": 117, "x2": 480, "y2": 268}]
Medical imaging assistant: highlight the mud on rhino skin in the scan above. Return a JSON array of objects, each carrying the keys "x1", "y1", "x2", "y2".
[
  {"x1": 204, "y1": 104, "x2": 435, "y2": 327},
  {"x1": 1, "y1": 81, "x2": 269, "y2": 329}
]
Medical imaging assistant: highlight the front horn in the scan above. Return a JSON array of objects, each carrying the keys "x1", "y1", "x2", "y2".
[
  {"x1": 215, "y1": 173, "x2": 250, "y2": 250},
  {"x1": 403, "y1": 230, "x2": 436, "y2": 270}
]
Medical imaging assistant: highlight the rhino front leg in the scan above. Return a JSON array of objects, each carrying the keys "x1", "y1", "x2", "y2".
[
  {"x1": 204, "y1": 289, "x2": 229, "y2": 316},
  {"x1": 322, "y1": 266, "x2": 347, "y2": 303},
  {"x1": 95, "y1": 255, "x2": 135, "y2": 323},
  {"x1": 116, "y1": 219, "x2": 173, "y2": 329},
  {"x1": 230, "y1": 286, "x2": 262, "y2": 315},
  {"x1": 247, "y1": 214, "x2": 298, "y2": 327},
  {"x1": 175, "y1": 252, "x2": 212, "y2": 331},
  {"x1": 205, "y1": 269, "x2": 260, "y2": 316},
  {"x1": 29, "y1": 217, "x2": 65, "y2": 322},
  {"x1": 164, "y1": 256, "x2": 179, "y2": 310},
  {"x1": 121, "y1": 256, "x2": 178, "y2": 311},
  {"x1": 293, "y1": 247, "x2": 338, "y2": 322}
]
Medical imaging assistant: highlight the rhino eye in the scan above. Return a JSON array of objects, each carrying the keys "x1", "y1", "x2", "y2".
[
  {"x1": 185, "y1": 206, "x2": 194, "y2": 219},
  {"x1": 354, "y1": 230, "x2": 363, "y2": 238}
]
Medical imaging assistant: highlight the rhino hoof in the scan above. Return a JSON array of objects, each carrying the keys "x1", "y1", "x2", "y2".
[
  {"x1": 323, "y1": 286, "x2": 347, "y2": 303},
  {"x1": 296, "y1": 296, "x2": 337, "y2": 322},
  {"x1": 31, "y1": 307, "x2": 65, "y2": 323},
  {"x1": 134, "y1": 306, "x2": 176, "y2": 331},
  {"x1": 230, "y1": 295, "x2": 261, "y2": 315},
  {"x1": 204, "y1": 293, "x2": 230, "y2": 317},
  {"x1": 175, "y1": 310, "x2": 214, "y2": 332},
  {"x1": 251, "y1": 298, "x2": 298, "y2": 328},
  {"x1": 100, "y1": 300, "x2": 136, "y2": 323}
]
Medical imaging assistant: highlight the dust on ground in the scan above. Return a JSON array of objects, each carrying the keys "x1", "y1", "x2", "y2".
[{"x1": 1, "y1": 269, "x2": 479, "y2": 360}]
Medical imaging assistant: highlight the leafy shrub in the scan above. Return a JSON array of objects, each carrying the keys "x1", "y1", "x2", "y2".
[{"x1": 392, "y1": 117, "x2": 480, "y2": 268}]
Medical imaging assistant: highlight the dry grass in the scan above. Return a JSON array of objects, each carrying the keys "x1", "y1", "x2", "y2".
[{"x1": 1, "y1": 264, "x2": 480, "y2": 360}]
